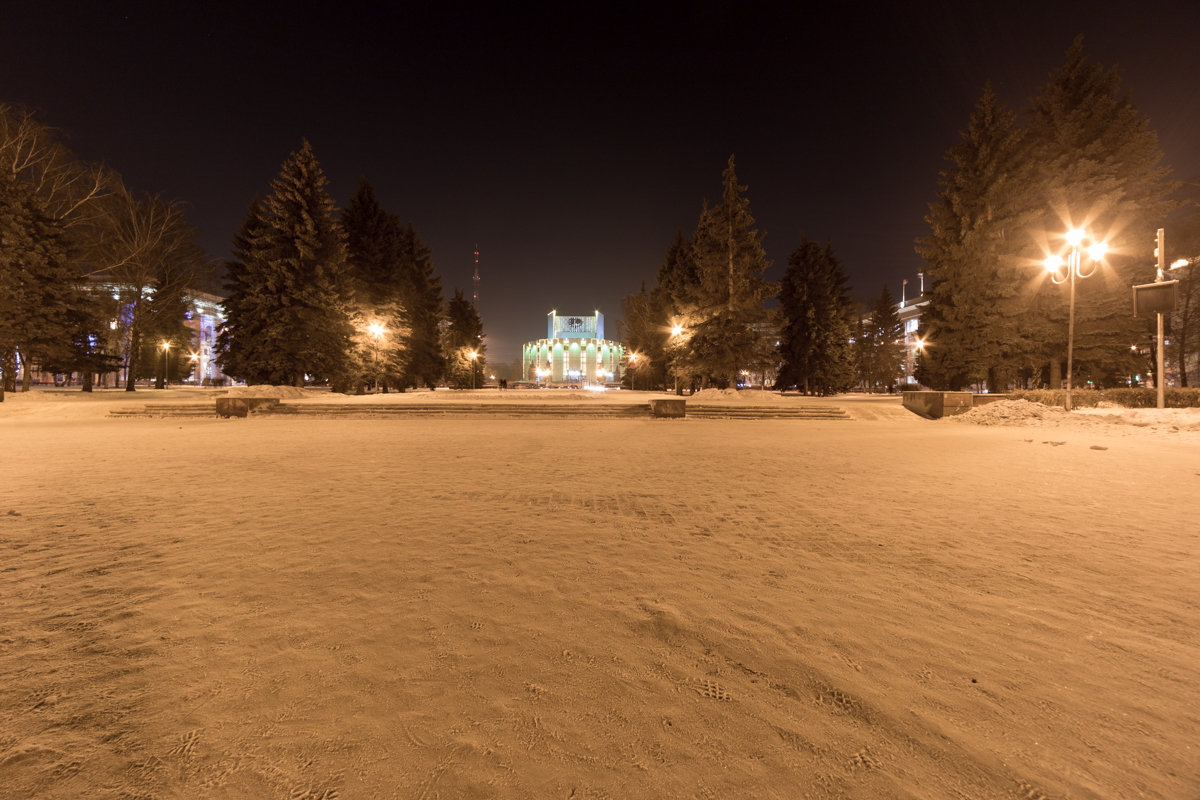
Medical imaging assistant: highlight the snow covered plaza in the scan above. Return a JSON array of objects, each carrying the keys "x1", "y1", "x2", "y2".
[{"x1": 2, "y1": 389, "x2": 1198, "y2": 799}]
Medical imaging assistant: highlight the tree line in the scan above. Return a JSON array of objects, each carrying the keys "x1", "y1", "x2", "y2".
[
  {"x1": 0, "y1": 110, "x2": 485, "y2": 397},
  {"x1": 916, "y1": 38, "x2": 1191, "y2": 392},
  {"x1": 622, "y1": 38, "x2": 1196, "y2": 395},
  {"x1": 1, "y1": 102, "x2": 212, "y2": 397},
  {"x1": 218, "y1": 140, "x2": 484, "y2": 393},
  {"x1": 620, "y1": 157, "x2": 906, "y2": 396}
]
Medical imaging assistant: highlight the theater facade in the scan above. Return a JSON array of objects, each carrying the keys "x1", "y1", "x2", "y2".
[{"x1": 521, "y1": 311, "x2": 626, "y2": 386}]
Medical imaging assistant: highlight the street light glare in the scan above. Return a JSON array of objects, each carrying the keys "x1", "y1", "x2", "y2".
[
  {"x1": 1044, "y1": 255, "x2": 1064, "y2": 272},
  {"x1": 368, "y1": 322, "x2": 385, "y2": 338},
  {"x1": 1066, "y1": 228, "x2": 1085, "y2": 247},
  {"x1": 671, "y1": 324, "x2": 683, "y2": 337},
  {"x1": 1087, "y1": 242, "x2": 1108, "y2": 261},
  {"x1": 1170, "y1": 258, "x2": 1188, "y2": 269}
]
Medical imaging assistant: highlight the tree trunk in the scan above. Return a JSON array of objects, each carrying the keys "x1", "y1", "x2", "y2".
[
  {"x1": 1, "y1": 346, "x2": 15, "y2": 394},
  {"x1": 1048, "y1": 359, "x2": 1062, "y2": 391},
  {"x1": 125, "y1": 327, "x2": 140, "y2": 391},
  {"x1": 81, "y1": 371, "x2": 93, "y2": 392}
]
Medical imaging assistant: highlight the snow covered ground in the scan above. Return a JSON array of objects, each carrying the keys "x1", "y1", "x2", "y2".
[{"x1": 2, "y1": 388, "x2": 1197, "y2": 798}]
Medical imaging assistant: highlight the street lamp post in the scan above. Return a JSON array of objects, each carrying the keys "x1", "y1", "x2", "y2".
[
  {"x1": 159, "y1": 341, "x2": 171, "y2": 389},
  {"x1": 1044, "y1": 228, "x2": 1107, "y2": 411},
  {"x1": 669, "y1": 323, "x2": 684, "y2": 395},
  {"x1": 469, "y1": 350, "x2": 478, "y2": 390},
  {"x1": 367, "y1": 322, "x2": 385, "y2": 393}
]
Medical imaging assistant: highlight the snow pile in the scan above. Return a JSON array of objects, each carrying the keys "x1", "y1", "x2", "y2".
[
  {"x1": 948, "y1": 399, "x2": 1075, "y2": 426},
  {"x1": 1077, "y1": 406, "x2": 1200, "y2": 432},
  {"x1": 949, "y1": 398, "x2": 1200, "y2": 433}
]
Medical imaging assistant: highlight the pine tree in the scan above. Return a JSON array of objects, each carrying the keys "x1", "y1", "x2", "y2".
[
  {"x1": 654, "y1": 230, "x2": 700, "y2": 312},
  {"x1": 649, "y1": 231, "x2": 699, "y2": 391},
  {"x1": 219, "y1": 140, "x2": 354, "y2": 387},
  {"x1": 0, "y1": 174, "x2": 77, "y2": 397},
  {"x1": 444, "y1": 289, "x2": 484, "y2": 389},
  {"x1": 342, "y1": 180, "x2": 409, "y2": 392},
  {"x1": 396, "y1": 222, "x2": 445, "y2": 389},
  {"x1": 1, "y1": 104, "x2": 115, "y2": 395},
  {"x1": 620, "y1": 282, "x2": 668, "y2": 391},
  {"x1": 685, "y1": 156, "x2": 774, "y2": 387},
  {"x1": 342, "y1": 179, "x2": 401, "y2": 308},
  {"x1": 776, "y1": 237, "x2": 854, "y2": 395},
  {"x1": 917, "y1": 84, "x2": 1035, "y2": 391},
  {"x1": 217, "y1": 200, "x2": 272, "y2": 382},
  {"x1": 861, "y1": 285, "x2": 904, "y2": 391},
  {"x1": 1025, "y1": 37, "x2": 1176, "y2": 388},
  {"x1": 1167, "y1": 191, "x2": 1200, "y2": 387}
]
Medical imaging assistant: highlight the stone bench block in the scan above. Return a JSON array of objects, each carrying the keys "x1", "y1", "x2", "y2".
[{"x1": 649, "y1": 398, "x2": 686, "y2": 418}]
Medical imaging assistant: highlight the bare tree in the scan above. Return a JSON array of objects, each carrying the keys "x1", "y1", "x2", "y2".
[
  {"x1": 91, "y1": 189, "x2": 205, "y2": 391},
  {"x1": 0, "y1": 103, "x2": 115, "y2": 231},
  {"x1": 1, "y1": 104, "x2": 120, "y2": 393}
]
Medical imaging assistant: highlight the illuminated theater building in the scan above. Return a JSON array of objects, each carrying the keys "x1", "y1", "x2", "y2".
[{"x1": 521, "y1": 310, "x2": 626, "y2": 386}]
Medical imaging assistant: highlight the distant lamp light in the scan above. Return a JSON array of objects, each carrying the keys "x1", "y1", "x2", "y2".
[
  {"x1": 1170, "y1": 258, "x2": 1189, "y2": 270},
  {"x1": 671, "y1": 324, "x2": 683, "y2": 337},
  {"x1": 368, "y1": 322, "x2": 385, "y2": 338}
]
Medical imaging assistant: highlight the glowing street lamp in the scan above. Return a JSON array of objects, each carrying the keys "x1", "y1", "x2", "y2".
[
  {"x1": 159, "y1": 341, "x2": 171, "y2": 389},
  {"x1": 1044, "y1": 227, "x2": 1107, "y2": 411},
  {"x1": 668, "y1": 323, "x2": 686, "y2": 395}
]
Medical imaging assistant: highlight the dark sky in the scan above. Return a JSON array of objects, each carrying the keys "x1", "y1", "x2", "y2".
[{"x1": 3, "y1": 1, "x2": 1198, "y2": 364}]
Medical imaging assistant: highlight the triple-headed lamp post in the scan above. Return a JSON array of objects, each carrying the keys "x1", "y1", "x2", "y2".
[{"x1": 1044, "y1": 228, "x2": 1107, "y2": 411}]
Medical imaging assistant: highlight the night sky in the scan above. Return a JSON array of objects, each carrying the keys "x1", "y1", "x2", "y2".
[{"x1": 3, "y1": 1, "x2": 1198, "y2": 364}]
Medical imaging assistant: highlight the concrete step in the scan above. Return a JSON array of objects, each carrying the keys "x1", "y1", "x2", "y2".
[
  {"x1": 109, "y1": 401, "x2": 850, "y2": 420},
  {"x1": 257, "y1": 403, "x2": 649, "y2": 417},
  {"x1": 110, "y1": 404, "x2": 215, "y2": 417},
  {"x1": 688, "y1": 405, "x2": 850, "y2": 420}
]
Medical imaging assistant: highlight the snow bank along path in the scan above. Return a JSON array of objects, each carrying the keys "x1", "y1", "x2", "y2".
[{"x1": 1, "y1": 390, "x2": 1197, "y2": 798}]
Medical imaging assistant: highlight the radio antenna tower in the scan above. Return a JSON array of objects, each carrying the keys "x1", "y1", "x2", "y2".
[{"x1": 472, "y1": 245, "x2": 480, "y2": 309}]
